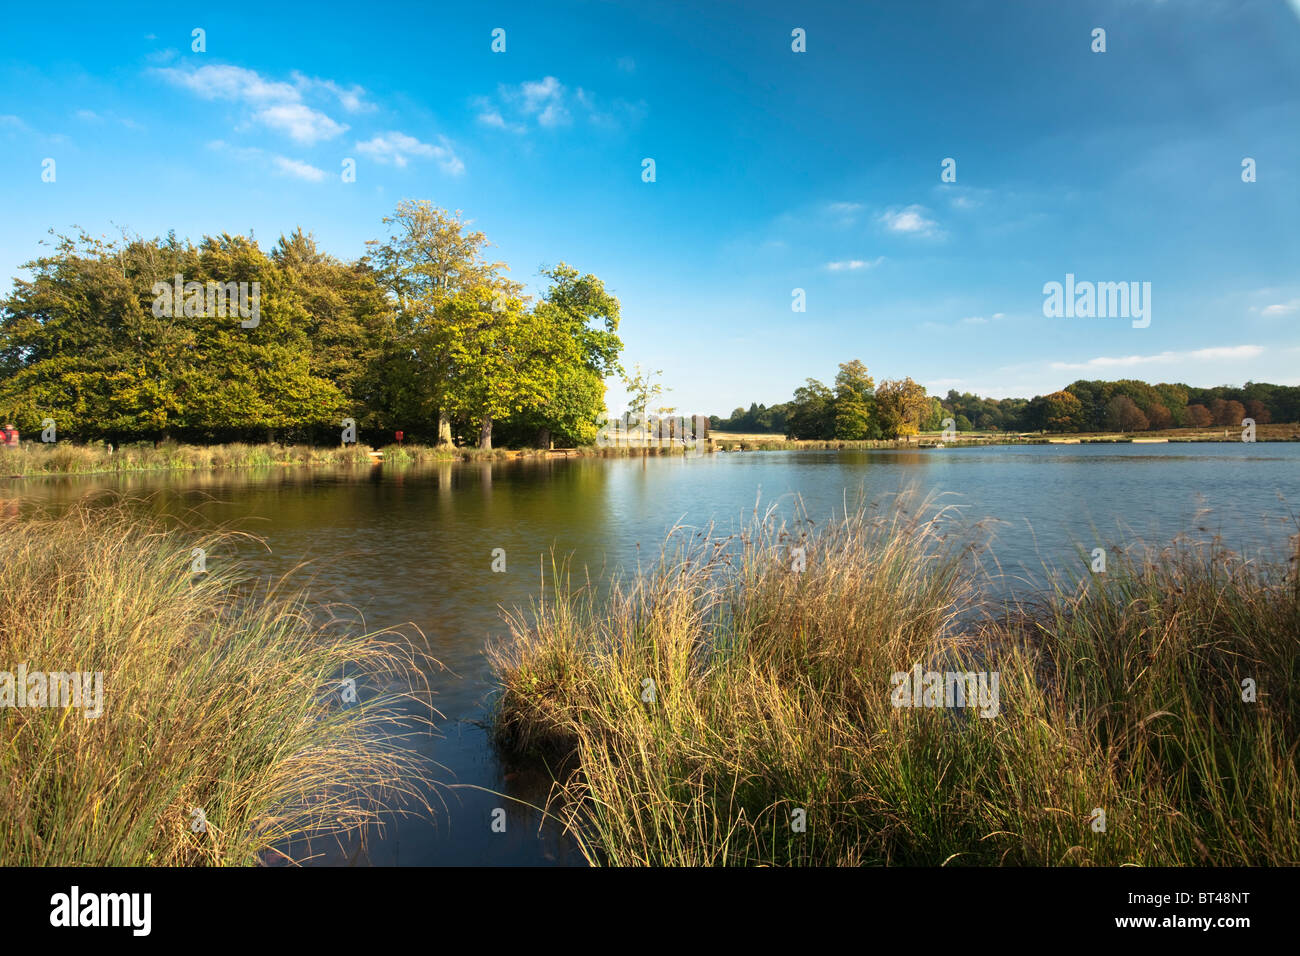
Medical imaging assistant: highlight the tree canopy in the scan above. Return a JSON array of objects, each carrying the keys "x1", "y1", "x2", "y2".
[{"x1": 0, "y1": 207, "x2": 625, "y2": 449}]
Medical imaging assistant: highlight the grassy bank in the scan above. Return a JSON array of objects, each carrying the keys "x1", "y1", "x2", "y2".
[
  {"x1": 491, "y1": 495, "x2": 1300, "y2": 866},
  {"x1": 1, "y1": 440, "x2": 711, "y2": 477},
  {"x1": 0, "y1": 504, "x2": 431, "y2": 865}
]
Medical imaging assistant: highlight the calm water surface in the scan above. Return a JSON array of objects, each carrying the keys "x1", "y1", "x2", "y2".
[{"x1": 6, "y1": 443, "x2": 1298, "y2": 864}]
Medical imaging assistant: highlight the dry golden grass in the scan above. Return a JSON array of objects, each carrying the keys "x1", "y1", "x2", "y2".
[
  {"x1": 492, "y1": 492, "x2": 1300, "y2": 866},
  {"x1": 0, "y1": 502, "x2": 436, "y2": 865}
]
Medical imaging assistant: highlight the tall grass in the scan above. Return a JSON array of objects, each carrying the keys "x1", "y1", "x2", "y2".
[
  {"x1": 1, "y1": 441, "x2": 387, "y2": 476},
  {"x1": 491, "y1": 493, "x2": 1300, "y2": 865},
  {"x1": 0, "y1": 503, "x2": 433, "y2": 865},
  {"x1": 0, "y1": 440, "x2": 710, "y2": 476}
]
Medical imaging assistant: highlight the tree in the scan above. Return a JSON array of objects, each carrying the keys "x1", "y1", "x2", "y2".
[
  {"x1": 0, "y1": 230, "x2": 347, "y2": 443},
  {"x1": 621, "y1": 363, "x2": 667, "y2": 415},
  {"x1": 441, "y1": 288, "x2": 553, "y2": 449},
  {"x1": 1213, "y1": 399, "x2": 1246, "y2": 427},
  {"x1": 272, "y1": 229, "x2": 394, "y2": 439},
  {"x1": 1244, "y1": 399, "x2": 1272, "y2": 425},
  {"x1": 833, "y1": 360, "x2": 880, "y2": 439},
  {"x1": 786, "y1": 378, "x2": 835, "y2": 439},
  {"x1": 875, "y1": 378, "x2": 930, "y2": 438},
  {"x1": 367, "y1": 201, "x2": 518, "y2": 445},
  {"x1": 0, "y1": 232, "x2": 192, "y2": 440},
  {"x1": 1104, "y1": 394, "x2": 1149, "y2": 432},
  {"x1": 519, "y1": 264, "x2": 623, "y2": 447},
  {"x1": 183, "y1": 234, "x2": 345, "y2": 442},
  {"x1": 1186, "y1": 403, "x2": 1213, "y2": 428},
  {"x1": 1032, "y1": 391, "x2": 1086, "y2": 432},
  {"x1": 1146, "y1": 402, "x2": 1173, "y2": 430}
]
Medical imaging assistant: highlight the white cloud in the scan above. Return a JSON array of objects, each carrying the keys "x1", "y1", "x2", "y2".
[
  {"x1": 291, "y1": 72, "x2": 375, "y2": 113},
  {"x1": 154, "y1": 63, "x2": 349, "y2": 144},
  {"x1": 272, "y1": 156, "x2": 327, "y2": 182},
  {"x1": 879, "y1": 204, "x2": 940, "y2": 236},
  {"x1": 209, "y1": 140, "x2": 328, "y2": 181},
  {"x1": 156, "y1": 63, "x2": 298, "y2": 102},
  {"x1": 477, "y1": 76, "x2": 642, "y2": 131},
  {"x1": 255, "y1": 102, "x2": 348, "y2": 145},
  {"x1": 825, "y1": 257, "x2": 884, "y2": 271},
  {"x1": 1049, "y1": 345, "x2": 1265, "y2": 372},
  {"x1": 473, "y1": 101, "x2": 526, "y2": 133},
  {"x1": 355, "y1": 131, "x2": 464, "y2": 174},
  {"x1": 1260, "y1": 299, "x2": 1299, "y2": 316},
  {"x1": 961, "y1": 315, "x2": 988, "y2": 325}
]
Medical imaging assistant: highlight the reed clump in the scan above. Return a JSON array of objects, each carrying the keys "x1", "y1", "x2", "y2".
[
  {"x1": 492, "y1": 493, "x2": 1300, "y2": 866},
  {"x1": 0, "y1": 502, "x2": 432, "y2": 865}
]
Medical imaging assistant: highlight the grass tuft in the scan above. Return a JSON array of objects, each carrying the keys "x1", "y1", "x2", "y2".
[{"x1": 491, "y1": 492, "x2": 1300, "y2": 866}]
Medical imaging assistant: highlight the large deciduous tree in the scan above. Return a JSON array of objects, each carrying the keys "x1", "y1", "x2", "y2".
[{"x1": 367, "y1": 201, "x2": 518, "y2": 445}]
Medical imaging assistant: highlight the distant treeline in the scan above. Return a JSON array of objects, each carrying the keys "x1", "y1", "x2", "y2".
[
  {"x1": 0, "y1": 202, "x2": 623, "y2": 449},
  {"x1": 712, "y1": 370, "x2": 1299, "y2": 438}
]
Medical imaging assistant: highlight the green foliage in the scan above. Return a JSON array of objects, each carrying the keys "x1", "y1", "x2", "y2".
[{"x1": 0, "y1": 207, "x2": 624, "y2": 448}]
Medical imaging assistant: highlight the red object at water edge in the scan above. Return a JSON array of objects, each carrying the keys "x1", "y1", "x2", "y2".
[{"x1": 395, "y1": 431, "x2": 404, "y2": 443}]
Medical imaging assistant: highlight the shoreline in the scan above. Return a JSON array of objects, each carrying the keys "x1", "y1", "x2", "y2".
[{"x1": 2, "y1": 427, "x2": 1297, "y2": 480}]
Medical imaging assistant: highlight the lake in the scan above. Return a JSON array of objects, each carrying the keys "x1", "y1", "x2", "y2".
[{"x1": 5, "y1": 442, "x2": 1298, "y2": 865}]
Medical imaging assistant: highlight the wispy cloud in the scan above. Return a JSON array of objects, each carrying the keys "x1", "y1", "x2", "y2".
[
  {"x1": 825, "y1": 257, "x2": 884, "y2": 271},
  {"x1": 73, "y1": 109, "x2": 143, "y2": 131},
  {"x1": 208, "y1": 140, "x2": 327, "y2": 182},
  {"x1": 921, "y1": 311, "x2": 1010, "y2": 332},
  {"x1": 475, "y1": 108, "x2": 525, "y2": 134},
  {"x1": 475, "y1": 76, "x2": 644, "y2": 132},
  {"x1": 255, "y1": 102, "x2": 347, "y2": 144},
  {"x1": 153, "y1": 63, "x2": 349, "y2": 144},
  {"x1": 1258, "y1": 298, "x2": 1299, "y2": 317},
  {"x1": 825, "y1": 201, "x2": 865, "y2": 227},
  {"x1": 878, "y1": 204, "x2": 940, "y2": 237},
  {"x1": 355, "y1": 131, "x2": 464, "y2": 174},
  {"x1": 272, "y1": 155, "x2": 327, "y2": 182},
  {"x1": 290, "y1": 72, "x2": 375, "y2": 113},
  {"x1": 1049, "y1": 345, "x2": 1265, "y2": 372}
]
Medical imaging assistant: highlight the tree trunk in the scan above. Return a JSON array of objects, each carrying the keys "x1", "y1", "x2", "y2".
[
  {"x1": 436, "y1": 411, "x2": 453, "y2": 447},
  {"x1": 535, "y1": 426, "x2": 552, "y2": 449},
  {"x1": 478, "y1": 416, "x2": 493, "y2": 450}
]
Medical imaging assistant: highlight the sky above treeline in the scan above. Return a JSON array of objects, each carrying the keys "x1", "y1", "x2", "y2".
[{"x1": 1, "y1": 0, "x2": 1297, "y2": 414}]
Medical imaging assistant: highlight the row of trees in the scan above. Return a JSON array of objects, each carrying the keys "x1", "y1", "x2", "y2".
[
  {"x1": 718, "y1": 373, "x2": 1297, "y2": 441},
  {"x1": 1033, "y1": 380, "x2": 1289, "y2": 434},
  {"x1": 775, "y1": 362, "x2": 938, "y2": 440},
  {"x1": 0, "y1": 202, "x2": 624, "y2": 448}
]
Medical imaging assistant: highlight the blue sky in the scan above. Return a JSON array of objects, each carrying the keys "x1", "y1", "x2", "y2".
[{"x1": 1, "y1": 0, "x2": 1297, "y2": 414}]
